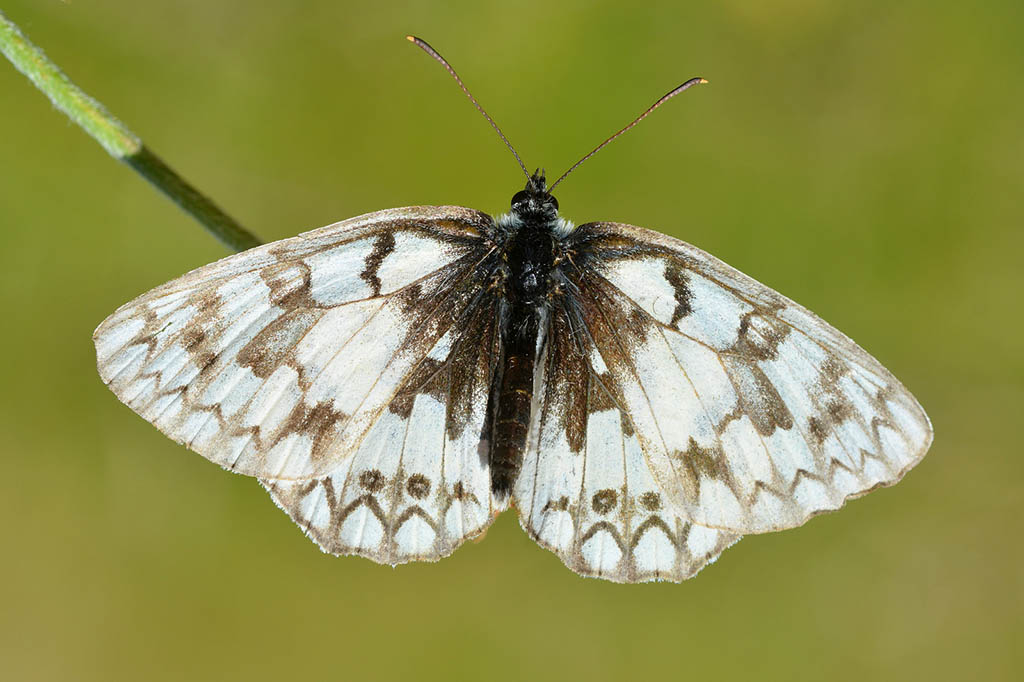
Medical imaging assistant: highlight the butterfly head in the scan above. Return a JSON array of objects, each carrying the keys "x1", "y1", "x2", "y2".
[{"x1": 510, "y1": 169, "x2": 560, "y2": 223}]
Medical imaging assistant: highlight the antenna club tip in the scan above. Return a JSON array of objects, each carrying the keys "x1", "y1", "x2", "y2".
[
  {"x1": 405, "y1": 35, "x2": 416, "y2": 42},
  {"x1": 698, "y1": 78, "x2": 709, "y2": 84}
]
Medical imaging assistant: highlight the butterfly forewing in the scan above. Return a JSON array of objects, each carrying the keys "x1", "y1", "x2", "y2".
[
  {"x1": 553, "y1": 221, "x2": 932, "y2": 537},
  {"x1": 94, "y1": 206, "x2": 499, "y2": 486}
]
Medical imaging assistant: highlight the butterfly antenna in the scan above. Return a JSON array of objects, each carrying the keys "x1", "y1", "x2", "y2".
[
  {"x1": 407, "y1": 36, "x2": 531, "y2": 182},
  {"x1": 549, "y1": 77, "x2": 707, "y2": 193}
]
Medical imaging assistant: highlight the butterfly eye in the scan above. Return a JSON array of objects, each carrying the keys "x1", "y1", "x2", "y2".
[
  {"x1": 547, "y1": 195, "x2": 559, "y2": 211},
  {"x1": 511, "y1": 190, "x2": 530, "y2": 209}
]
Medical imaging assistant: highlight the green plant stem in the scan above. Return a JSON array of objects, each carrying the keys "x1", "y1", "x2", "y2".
[{"x1": 0, "y1": 9, "x2": 261, "y2": 252}]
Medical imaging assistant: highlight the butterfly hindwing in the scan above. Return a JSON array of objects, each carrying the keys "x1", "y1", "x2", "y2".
[
  {"x1": 512, "y1": 302, "x2": 741, "y2": 583},
  {"x1": 262, "y1": 291, "x2": 504, "y2": 563},
  {"x1": 550, "y1": 221, "x2": 932, "y2": 537}
]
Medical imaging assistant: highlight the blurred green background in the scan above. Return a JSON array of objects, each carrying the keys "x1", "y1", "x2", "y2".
[{"x1": 2, "y1": 1, "x2": 1021, "y2": 680}]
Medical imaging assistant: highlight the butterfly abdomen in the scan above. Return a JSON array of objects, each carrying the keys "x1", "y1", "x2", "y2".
[{"x1": 490, "y1": 320, "x2": 537, "y2": 498}]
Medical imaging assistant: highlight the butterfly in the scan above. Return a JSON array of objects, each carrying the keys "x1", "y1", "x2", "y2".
[{"x1": 93, "y1": 37, "x2": 932, "y2": 583}]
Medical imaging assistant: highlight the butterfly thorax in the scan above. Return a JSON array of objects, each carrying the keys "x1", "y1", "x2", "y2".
[{"x1": 489, "y1": 172, "x2": 564, "y2": 498}]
